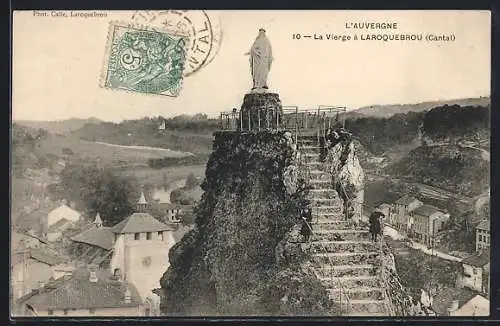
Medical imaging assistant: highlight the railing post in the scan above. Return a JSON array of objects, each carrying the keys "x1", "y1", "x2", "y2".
[
  {"x1": 258, "y1": 108, "x2": 261, "y2": 131},
  {"x1": 328, "y1": 108, "x2": 332, "y2": 130},
  {"x1": 343, "y1": 107, "x2": 346, "y2": 129},
  {"x1": 295, "y1": 106, "x2": 298, "y2": 144},
  {"x1": 276, "y1": 107, "x2": 279, "y2": 129},
  {"x1": 248, "y1": 111, "x2": 251, "y2": 131},
  {"x1": 266, "y1": 108, "x2": 270, "y2": 129}
]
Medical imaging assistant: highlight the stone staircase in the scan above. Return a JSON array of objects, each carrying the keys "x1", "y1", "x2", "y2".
[{"x1": 298, "y1": 136, "x2": 389, "y2": 316}]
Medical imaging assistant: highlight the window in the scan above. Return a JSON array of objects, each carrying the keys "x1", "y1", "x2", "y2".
[
  {"x1": 134, "y1": 233, "x2": 140, "y2": 240},
  {"x1": 48, "y1": 310, "x2": 54, "y2": 316},
  {"x1": 158, "y1": 231, "x2": 164, "y2": 241},
  {"x1": 145, "y1": 308, "x2": 151, "y2": 316},
  {"x1": 63, "y1": 309, "x2": 68, "y2": 315},
  {"x1": 146, "y1": 232, "x2": 152, "y2": 240},
  {"x1": 89, "y1": 308, "x2": 95, "y2": 314}
]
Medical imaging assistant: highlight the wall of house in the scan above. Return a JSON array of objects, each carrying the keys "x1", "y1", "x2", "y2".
[
  {"x1": 29, "y1": 306, "x2": 143, "y2": 317},
  {"x1": 450, "y1": 296, "x2": 489, "y2": 316},
  {"x1": 476, "y1": 228, "x2": 490, "y2": 251},
  {"x1": 47, "y1": 211, "x2": 80, "y2": 227},
  {"x1": 407, "y1": 200, "x2": 422, "y2": 214},
  {"x1": 11, "y1": 260, "x2": 54, "y2": 301},
  {"x1": 429, "y1": 214, "x2": 449, "y2": 236},
  {"x1": 462, "y1": 264, "x2": 483, "y2": 292},
  {"x1": 395, "y1": 204, "x2": 406, "y2": 229},
  {"x1": 124, "y1": 231, "x2": 176, "y2": 300},
  {"x1": 412, "y1": 213, "x2": 429, "y2": 244},
  {"x1": 110, "y1": 234, "x2": 126, "y2": 277}
]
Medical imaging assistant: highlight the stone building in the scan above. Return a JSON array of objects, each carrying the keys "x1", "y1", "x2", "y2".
[{"x1": 475, "y1": 220, "x2": 490, "y2": 252}]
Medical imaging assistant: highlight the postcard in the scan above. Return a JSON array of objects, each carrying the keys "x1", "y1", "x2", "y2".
[{"x1": 11, "y1": 10, "x2": 491, "y2": 317}]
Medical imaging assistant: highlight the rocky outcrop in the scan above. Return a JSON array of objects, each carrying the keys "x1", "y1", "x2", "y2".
[
  {"x1": 160, "y1": 130, "x2": 333, "y2": 316},
  {"x1": 323, "y1": 131, "x2": 365, "y2": 223},
  {"x1": 377, "y1": 243, "x2": 414, "y2": 316}
]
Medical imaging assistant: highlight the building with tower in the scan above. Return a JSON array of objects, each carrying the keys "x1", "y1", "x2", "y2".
[{"x1": 54, "y1": 211, "x2": 178, "y2": 316}]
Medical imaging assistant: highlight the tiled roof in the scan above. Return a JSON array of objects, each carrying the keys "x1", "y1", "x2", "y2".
[
  {"x1": 48, "y1": 205, "x2": 81, "y2": 221},
  {"x1": 412, "y1": 204, "x2": 442, "y2": 217},
  {"x1": 476, "y1": 220, "x2": 490, "y2": 231},
  {"x1": 12, "y1": 248, "x2": 66, "y2": 266},
  {"x1": 394, "y1": 195, "x2": 419, "y2": 206},
  {"x1": 462, "y1": 250, "x2": 489, "y2": 267},
  {"x1": 15, "y1": 206, "x2": 53, "y2": 234},
  {"x1": 18, "y1": 268, "x2": 142, "y2": 310},
  {"x1": 47, "y1": 218, "x2": 73, "y2": 233},
  {"x1": 70, "y1": 226, "x2": 115, "y2": 250},
  {"x1": 432, "y1": 287, "x2": 477, "y2": 315},
  {"x1": 112, "y1": 213, "x2": 176, "y2": 234}
]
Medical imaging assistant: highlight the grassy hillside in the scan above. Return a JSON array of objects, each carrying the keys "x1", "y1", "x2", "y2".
[
  {"x1": 345, "y1": 111, "x2": 425, "y2": 155},
  {"x1": 15, "y1": 117, "x2": 102, "y2": 135},
  {"x1": 352, "y1": 97, "x2": 490, "y2": 119},
  {"x1": 386, "y1": 145, "x2": 490, "y2": 197},
  {"x1": 71, "y1": 118, "x2": 214, "y2": 155}
]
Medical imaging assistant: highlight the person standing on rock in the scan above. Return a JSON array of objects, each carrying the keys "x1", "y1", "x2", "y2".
[{"x1": 245, "y1": 28, "x2": 273, "y2": 90}]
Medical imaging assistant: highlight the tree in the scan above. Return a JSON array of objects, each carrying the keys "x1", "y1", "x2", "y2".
[
  {"x1": 62, "y1": 147, "x2": 74, "y2": 156},
  {"x1": 185, "y1": 173, "x2": 198, "y2": 189},
  {"x1": 37, "y1": 128, "x2": 49, "y2": 140},
  {"x1": 170, "y1": 189, "x2": 195, "y2": 205},
  {"x1": 55, "y1": 162, "x2": 140, "y2": 226}
]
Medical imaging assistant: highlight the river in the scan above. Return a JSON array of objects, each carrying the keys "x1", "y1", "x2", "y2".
[{"x1": 86, "y1": 141, "x2": 194, "y2": 157}]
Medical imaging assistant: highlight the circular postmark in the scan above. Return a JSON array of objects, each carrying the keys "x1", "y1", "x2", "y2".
[{"x1": 131, "y1": 10, "x2": 222, "y2": 77}]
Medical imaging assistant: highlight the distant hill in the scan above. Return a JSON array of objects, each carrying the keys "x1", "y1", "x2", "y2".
[
  {"x1": 351, "y1": 97, "x2": 490, "y2": 119},
  {"x1": 15, "y1": 117, "x2": 103, "y2": 135},
  {"x1": 385, "y1": 144, "x2": 490, "y2": 197}
]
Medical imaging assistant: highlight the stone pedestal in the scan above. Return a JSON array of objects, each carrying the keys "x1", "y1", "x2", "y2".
[{"x1": 240, "y1": 92, "x2": 283, "y2": 130}]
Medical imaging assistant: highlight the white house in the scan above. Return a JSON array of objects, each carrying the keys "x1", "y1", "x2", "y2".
[
  {"x1": 47, "y1": 205, "x2": 81, "y2": 227},
  {"x1": 476, "y1": 220, "x2": 490, "y2": 252},
  {"x1": 46, "y1": 218, "x2": 74, "y2": 242},
  {"x1": 15, "y1": 267, "x2": 144, "y2": 317},
  {"x1": 67, "y1": 212, "x2": 178, "y2": 316},
  {"x1": 449, "y1": 295, "x2": 489, "y2": 316},
  {"x1": 459, "y1": 250, "x2": 489, "y2": 293}
]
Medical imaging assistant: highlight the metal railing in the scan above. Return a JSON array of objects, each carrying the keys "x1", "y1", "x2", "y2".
[{"x1": 217, "y1": 106, "x2": 347, "y2": 134}]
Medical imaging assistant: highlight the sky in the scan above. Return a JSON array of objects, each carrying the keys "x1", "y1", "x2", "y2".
[{"x1": 12, "y1": 10, "x2": 490, "y2": 122}]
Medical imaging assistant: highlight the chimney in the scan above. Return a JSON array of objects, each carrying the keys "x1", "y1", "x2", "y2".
[
  {"x1": 88, "y1": 265, "x2": 98, "y2": 283},
  {"x1": 124, "y1": 288, "x2": 132, "y2": 303},
  {"x1": 89, "y1": 271, "x2": 98, "y2": 283},
  {"x1": 93, "y1": 212, "x2": 103, "y2": 228},
  {"x1": 447, "y1": 300, "x2": 460, "y2": 315},
  {"x1": 113, "y1": 268, "x2": 123, "y2": 281}
]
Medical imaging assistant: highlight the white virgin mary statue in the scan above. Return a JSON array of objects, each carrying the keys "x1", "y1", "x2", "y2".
[{"x1": 245, "y1": 28, "x2": 273, "y2": 90}]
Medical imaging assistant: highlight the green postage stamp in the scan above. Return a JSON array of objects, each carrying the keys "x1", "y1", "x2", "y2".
[{"x1": 101, "y1": 23, "x2": 188, "y2": 97}]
